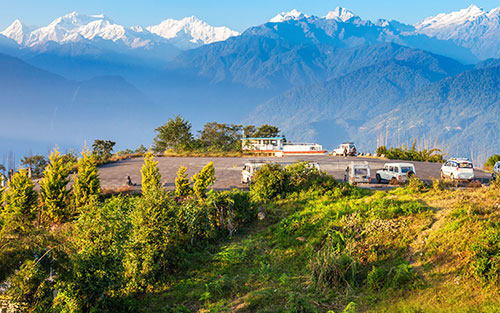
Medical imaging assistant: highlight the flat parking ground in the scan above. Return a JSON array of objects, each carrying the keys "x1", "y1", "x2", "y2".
[{"x1": 98, "y1": 156, "x2": 492, "y2": 191}]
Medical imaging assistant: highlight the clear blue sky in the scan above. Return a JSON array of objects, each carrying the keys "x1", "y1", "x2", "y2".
[{"x1": 1, "y1": 0, "x2": 499, "y2": 31}]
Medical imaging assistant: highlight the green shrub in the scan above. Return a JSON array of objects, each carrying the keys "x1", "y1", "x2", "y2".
[
  {"x1": 250, "y1": 163, "x2": 286, "y2": 203},
  {"x1": 192, "y1": 162, "x2": 216, "y2": 199},
  {"x1": 406, "y1": 177, "x2": 429, "y2": 193},
  {"x1": 310, "y1": 232, "x2": 360, "y2": 291},
  {"x1": 73, "y1": 148, "x2": 101, "y2": 208},
  {"x1": 470, "y1": 222, "x2": 500, "y2": 285},
  {"x1": 366, "y1": 262, "x2": 419, "y2": 292},
  {"x1": 175, "y1": 166, "x2": 192, "y2": 197},
  {"x1": 366, "y1": 266, "x2": 387, "y2": 291},
  {"x1": 141, "y1": 153, "x2": 162, "y2": 196},
  {"x1": 40, "y1": 149, "x2": 71, "y2": 222},
  {"x1": 484, "y1": 155, "x2": 500, "y2": 170}
]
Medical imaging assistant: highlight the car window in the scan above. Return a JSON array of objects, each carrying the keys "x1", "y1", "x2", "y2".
[
  {"x1": 389, "y1": 166, "x2": 394, "y2": 172},
  {"x1": 354, "y1": 168, "x2": 368, "y2": 176},
  {"x1": 459, "y1": 162, "x2": 473, "y2": 169},
  {"x1": 400, "y1": 166, "x2": 413, "y2": 173}
]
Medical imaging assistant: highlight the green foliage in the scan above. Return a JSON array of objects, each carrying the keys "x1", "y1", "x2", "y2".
[
  {"x1": 153, "y1": 115, "x2": 194, "y2": 153},
  {"x1": 242, "y1": 124, "x2": 281, "y2": 138},
  {"x1": 92, "y1": 139, "x2": 116, "y2": 162},
  {"x1": 206, "y1": 189, "x2": 256, "y2": 236},
  {"x1": 470, "y1": 221, "x2": 500, "y2": 285},
  {"x1": 6, "y1": 259, "x2": 53, "y2": 312},
  {"x1": 406, "y1": 176, "x2": 429, "y2": 193},
  {"x1": 310, "y1": 232, "x2": 359, "y2": 291},
  {"x1": 250, "y1": 161, "x2": 339, "y2": 203},
  {"x1": 73, "y1": 148, "x2": 101, "y2": 209},
  {"x1": 124, "y1": 189, "x2": 177, "y2": 291},
  {"x1": 255, "y1": 124, "x2": 281, "y2": 138},
  {"x1": 56, "y1": 197, "x2": 131, "y2": 312},
  {"x1": 2, "y1": 169, "x2": 38, "y2": 221},
  {"x1": 484, "y1": 155, "x2": 500, "y2": 170},
  {"x1": 199, "y1": 122, "x2": 242, "y2": 152},
  {"x1": 250, "y1": 163, "x2": 286, "y2": 203},
  {"x1": 20, "y1": 155, "x2": 47, "y2": 178},
  {"x1": 192, "y1": 162, "x2": 216, "y2": 199},
  {"x1": 377, "y1": 141, "x2": 444, "y2": 163},
  {"x1": 141, "y1": 153, "x2": 162, "y2": 196},
  {"x1": 40, "y1": 149, "x2": 71, "y2": 223},
  {"x1": 175, "y1": 166, "x2": 192, "y2": 197}
]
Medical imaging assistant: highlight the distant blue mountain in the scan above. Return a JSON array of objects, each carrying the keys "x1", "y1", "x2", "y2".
[{"x1": 0, "y1": 53, "x2": 157, "y2": 158}]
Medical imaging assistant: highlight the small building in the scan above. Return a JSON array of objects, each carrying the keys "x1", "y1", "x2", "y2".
[
  {"x1": 242, "y1": 137, "x2": 286, "y2": 155},
  {"x1": 242, "y1": 137, "x2": 326, "y2": 156}
]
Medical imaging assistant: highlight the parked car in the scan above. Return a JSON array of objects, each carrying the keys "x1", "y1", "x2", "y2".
[
  {"x1": 332, "y1": 142, "x2": 357, "y2": 156},
  {"x1": 344, "y1": 162, "x2": 371, "y2": 185},
  {"x1": 376, "y1": 163, "x2": 416, "y2": 184},
  {"x1": 241, "y1": 161, "x2": 266, "y2": 184},
  {"x1": 492, "y1": 161, "x2": 500, "y2": 180},
  {"x1": 440, "y1": 158, "x2": 474, "y2": 181}
]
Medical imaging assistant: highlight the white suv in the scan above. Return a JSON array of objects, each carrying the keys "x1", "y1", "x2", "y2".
[
  {"x1": 440, "y1": 158, "x2": 474, "y2": 181},
  {"x1": 376, "y1": 163, "x2": 416, "y2": 184},
  {"x1": 332, "y1": 142, "x2": 357, "y2": 156},
  {"x1": 493, "y1": 161, "x2": 500, "y2": 180}
]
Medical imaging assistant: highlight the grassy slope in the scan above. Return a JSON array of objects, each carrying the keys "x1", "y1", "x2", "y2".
[{"x1": 141, "y1": 184, "x2": 500, "y2": 312}]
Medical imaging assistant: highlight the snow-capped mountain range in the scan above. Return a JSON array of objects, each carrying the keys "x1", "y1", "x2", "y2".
[
  {"x1": 0, "y1": 11, "x2": 240, "y2": 51},
  {"x1": 265, "y1": 5, "x2": 500, "y2": 60},
  {"x1": 2, "y1": 5, "x2": 500, "y2": 60}
]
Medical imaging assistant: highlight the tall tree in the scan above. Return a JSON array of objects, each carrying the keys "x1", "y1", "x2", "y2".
[
  {"x1": 40, "y1": 149, "x2": 71, "y2": 223},
  {"x1": 199, "y1": 122, "x2": 242, "y2": 151},
  {"x1": 153, "y1": 115, "x2": 194, "y2": 153},
  {"x1": 2, "y1": 169, "x2": 38, "y2": 221},
  {"x1": 175, "y1": 166, "x2": 191, "y2": 197},
  {"x1": 141, "y1": 153, "x2": 162, "y2": 196},
  {"x1": 92, "y1": 139, "x2": 116, "y2": 162},
  {"x1": 243, "y1": 125, "x2": 257, "y2": 138},
  {"x1": 73, "y1": 148, "x2": 101, "y2": 209},
  {"x1": 254, "y1": 124, "x2": 281, "y2": 138},
  {"x1": 20, "y1": 155, "x2": 47, "y2": 178},
  {"x1": 192, "y1": 162, "x2": 216, "y2": 199}
]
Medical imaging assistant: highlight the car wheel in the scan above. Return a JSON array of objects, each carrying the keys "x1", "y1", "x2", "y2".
[
  {"x1": 376, "y1": 174, "x2": 381, "y2": 183},
  {"x1": 390, "y1": 177, "x2": 398, "y2": 185}
]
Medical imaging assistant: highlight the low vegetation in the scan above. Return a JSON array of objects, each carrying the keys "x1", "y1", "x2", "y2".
[
  {"x1": 1, "y1": 153, "x2": 499, "y2": 312},
  {"x1": 377, "y1": 140, "x2": 445, "y2": 163},
  {"x1": 484, "y1": 154, "x2": 500, "y2": 170}
]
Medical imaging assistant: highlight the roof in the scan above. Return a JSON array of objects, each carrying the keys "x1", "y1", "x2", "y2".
[
  {"x1": 242, "y1": 137, "x2": 285, "y2": 140},
  {"x1": 383, "y1": 163, "x2": 415, "y2": 167},
  {"x1": 448, "y1": 158, "x2": 471, "y2": 162}
]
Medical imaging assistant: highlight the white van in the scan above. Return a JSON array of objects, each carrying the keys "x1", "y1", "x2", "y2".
[{"x1": 344, "y1": 162, "x2": 371, "y2": 185}]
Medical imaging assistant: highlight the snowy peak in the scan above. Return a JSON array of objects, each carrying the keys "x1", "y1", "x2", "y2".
[
  {"x1": 270, "y1": 9, "x2": 309, "y2": 23},
  {"x1": 414, "y1": 4, "x2": 500, "y2": 59},
  {"x1": 1, "y1": 19, "x2": 35, "y2": 45},
  {"x1": 325, "y1": 7, "x2": 358, "y2": 22},
  {"x1": 0, "y1": 12, "x2": 239, "y2": 50},
  {"x1": 415, "y1": 4, "x2": 487, "y2": 30},
  {"x1": 147, "y1": 16, "x2": 239, "y2": 49}
]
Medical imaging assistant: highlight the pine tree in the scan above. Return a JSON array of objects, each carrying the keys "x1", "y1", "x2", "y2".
[
  {"x1": 40, "y1": 149, "x2": 71, "y2": 222},
  {"x1": 73, "y1": 148, "x2": 101, "y2": 208},
  {"x1": 175, "y1": 166, "x2": 191, "y2": 197},
  {"x1": 192, "y1": 162, "x2": 216, "y2": 199},
  {"x1": 3, "y1": 169, "x2": 38, "y2": 221},
  {"x1": 141, "y1": 153, "x2": 162, "y2": 196}
]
